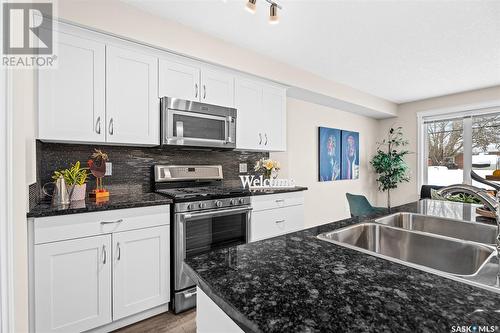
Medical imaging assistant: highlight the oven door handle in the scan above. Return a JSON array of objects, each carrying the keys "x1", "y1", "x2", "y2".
[{"x1": 181, "y1": 207, "x2": 252, "y2": 220}]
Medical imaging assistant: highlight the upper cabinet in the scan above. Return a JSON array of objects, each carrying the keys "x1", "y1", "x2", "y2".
[
  {"x1": 38, "y1": 24, "x2": 160, "y2": 146},
  {"x1": 235, "y1": 77, "x2": 287, "y2": 151},
  {"x1": 158, "y1": 59, "x2": 200, "y2": 101},
  {"x1": 159, "y1": 57, "x2": 234, "y2": 108},
  {"x1": 106, "y1": 45, "x2": 159, "y2": 145},
  {"x1": 38, "y1": 29, "x2": 106, "y2": 143},
  {"x1": 200, "y1": 68, "x2": 234, "y2": 107}
]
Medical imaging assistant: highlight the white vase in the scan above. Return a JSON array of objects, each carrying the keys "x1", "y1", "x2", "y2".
[{"x1": 69, "y1": 183, "x2": 87, "y2": 201}]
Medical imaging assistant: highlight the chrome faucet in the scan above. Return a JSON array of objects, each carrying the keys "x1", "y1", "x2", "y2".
[{"x1": 436, "y1": 171, "x2": 500, "y2": 287}]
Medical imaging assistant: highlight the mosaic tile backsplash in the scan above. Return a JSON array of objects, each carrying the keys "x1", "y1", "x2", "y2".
[{"x1": 36, "y1": 141, "x2": 268, "y2": 198}]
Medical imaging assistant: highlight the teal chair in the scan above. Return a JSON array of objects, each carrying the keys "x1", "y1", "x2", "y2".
[{"x1": 346, "y1": 193, "x2": 387, "y2": 217}]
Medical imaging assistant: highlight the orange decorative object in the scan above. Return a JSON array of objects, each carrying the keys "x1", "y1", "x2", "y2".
[
  {"x1": 88, "y1": 149, "x2": 110, "y2": 200},
  {"x1": 493, "y1": 169, "x2": 500, "y2": 177}
]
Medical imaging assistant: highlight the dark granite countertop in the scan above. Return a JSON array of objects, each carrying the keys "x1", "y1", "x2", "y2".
[
  {"x1": 249, "y1": 186, "x2": 308, "y2": 196},
  {"x1": 27, "y1": 192, "x2": 173, "y2": 218},
  {"x1": 185, "y1": 200, "x2": 500, "y2": 333}
]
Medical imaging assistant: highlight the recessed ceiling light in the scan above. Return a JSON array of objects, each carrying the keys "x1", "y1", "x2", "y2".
[
  {"x1": 245, "y1": 0, "x2": 257, "y2": 14},
  {"x1": 269, "y1": 3, "x2": 279, "y2": 24}
]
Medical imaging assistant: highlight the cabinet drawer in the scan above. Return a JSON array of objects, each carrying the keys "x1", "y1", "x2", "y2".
[
  {"x1": 250, "y1": 204, "x2": 304, "y2": 242},
  {"x1": 34, "y1": 205, "x2": 170, "y2": 244},
  {"x1": 251, "y1": 192, "x2": 304, "y2": 212}
]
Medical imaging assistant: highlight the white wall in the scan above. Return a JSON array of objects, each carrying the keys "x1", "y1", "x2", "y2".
[
  {"x1": 377, "y1": 85, "x2": 500, "y2": 207},
  {"x1": 271, "y1": 98, "x2": 379, "y2": 226}
]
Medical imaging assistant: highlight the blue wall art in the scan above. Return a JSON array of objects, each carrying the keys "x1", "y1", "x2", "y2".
[
  {"x1": 341, "y1": 130, "x2": 360, "y2": 180},
  {"x1": 318, "y1": 127, "x2": 341, "y2": 181}
]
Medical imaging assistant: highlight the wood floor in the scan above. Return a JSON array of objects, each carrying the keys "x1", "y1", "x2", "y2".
[{"x1": 114, "y1": 309, "x2": 196, "y2": 333}]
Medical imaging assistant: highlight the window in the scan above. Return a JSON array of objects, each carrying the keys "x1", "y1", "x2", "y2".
[{"x1": 420, "y1": 108, "x2": 500, "y2": 189}]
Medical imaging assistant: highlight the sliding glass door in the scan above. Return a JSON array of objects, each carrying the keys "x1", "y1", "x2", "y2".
[{"x1": 422, "y1": 109, "x2": 500, "y2": 188}]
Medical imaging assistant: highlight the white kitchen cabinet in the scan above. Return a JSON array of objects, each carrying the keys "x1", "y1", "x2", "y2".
[
  {"x1": 262, "y1": 85, "x2": 286, "y2": 151},
  {"x1": 249, "y1": 192, "x2": 305, "y2": 242},
  {"x1": 235, "y1": 77, "x2": 264, "y2": 150},
  {"x1": 200, "y1": 68, "x2": 234, "y2": 107},
  {"x1": 34, "y1": 235, "x2": 112, "y2": 333},
  {"x1": 38, "y1": 28, "x2": 106, "y2": 143},
  {"x1": 158, "y1": 58, "x2": 200, "y2": 101},
  {"x1": 235, "y1": 77, "x2": 287, "y2": 152},
  {"x1": 106, "y1": 45, "x2": 159, "y2": 145},
  {"x1": 113, "y1": 226, "x2": 170, "y2": 320},
  {"x1": 159, "y1": 58, "x2": 235, "y2": 108},
  {"x1": 30, "y1": 206, "x2": 170, "y2": 333}
]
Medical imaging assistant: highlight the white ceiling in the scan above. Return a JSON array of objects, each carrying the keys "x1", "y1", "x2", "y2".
[{"x1": 123, "y1": 0, "x2": 500, "y2": 104}]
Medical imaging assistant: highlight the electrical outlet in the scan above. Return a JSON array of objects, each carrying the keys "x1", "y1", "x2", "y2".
[
  {"x1": 105, "y1": 162, "x2": 112, "y2": 176},
  {"x1": 239, "y1": 163, "x2": 247, "y2": 173}
]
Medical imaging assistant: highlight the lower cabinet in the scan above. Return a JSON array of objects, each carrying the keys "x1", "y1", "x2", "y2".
[
  {"x1": 34, "y1": 235, "x2": 112, "y2": 333},
  {"x1": 113, "y1": 226, "x2": 169, "y2": 320},
  {"x1": 249, "y1": 192, "x2": 305, "y2": 242},
  {"x1": 31, "y1": 206, "x2": 170, "y2": 333}
]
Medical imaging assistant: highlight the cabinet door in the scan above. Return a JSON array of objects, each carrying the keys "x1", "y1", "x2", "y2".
[
  {"x1": 250, "y1": 205, "x2": 304, "y2": 242},
  {"x1": 234, "y1": 78, "x2": 264, "y2": 150},
  {"x1": 106, "y1": 45, "x2": 159, "y2": 145},
  {"x1": 35, "y1": 235, "x2": 112, "y2": 333},
  {"x1": 159, "y1": 58, "x2": 200, "y2": 101},
  {"x1": 200, "y1": 68, "x2": 234, "y2": 107},
  {"x1": 113, "y1": 226, "x2": 169, "y2": 320},
  {"x1": 262, "y1": 85, "x2": 287, "y2": 151},
  {"x1": 39, "y1": 30, "x2": 105, "y2": 142}
]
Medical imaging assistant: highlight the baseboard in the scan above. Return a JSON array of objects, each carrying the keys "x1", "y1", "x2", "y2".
[{"x1": 86, "y1": 304, "x2": 169, "y2": 333}]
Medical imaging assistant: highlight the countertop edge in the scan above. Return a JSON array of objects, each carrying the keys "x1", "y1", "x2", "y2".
[{"x1": 184, "y1": 264, "x2": 262, "y2": 333}]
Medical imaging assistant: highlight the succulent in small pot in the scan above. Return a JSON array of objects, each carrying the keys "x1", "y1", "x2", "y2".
[{"x1": 52, "y1": 161, "x2": 89, "y2": 201}]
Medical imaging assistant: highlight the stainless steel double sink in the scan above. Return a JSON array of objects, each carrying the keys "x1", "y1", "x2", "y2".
[{"x1": 317, "y1": 212, "x2": 497, "y2": 285}]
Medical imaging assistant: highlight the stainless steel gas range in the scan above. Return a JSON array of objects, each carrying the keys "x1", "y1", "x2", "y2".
[{"x1": 154, "y1": 165, "x2": 252, "y2": 313}]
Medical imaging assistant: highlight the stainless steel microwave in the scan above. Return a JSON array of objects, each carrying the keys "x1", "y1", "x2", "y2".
[{"x1": 161, "y1": 97, "x2": 237, "y2": 149}]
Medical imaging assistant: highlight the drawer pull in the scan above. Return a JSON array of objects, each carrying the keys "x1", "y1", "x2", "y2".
[
  {"x1": 275, "y1": 220, "x2": 285, "y2": 224},
  {"x1": 275, "y1": 199, "x2": 285, "y2": 203},
  {"x1": 100, "y1": 219, "x2": 123, "y2": 225},
  {"x1": 117, "y1": 242, "x2": 121, "y2": 261},
  {"x1": 102, "y1": 245, "x2": 107, "y2": 264}
]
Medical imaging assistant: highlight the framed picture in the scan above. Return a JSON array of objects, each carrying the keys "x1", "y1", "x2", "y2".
[
  {"x1": 341, "y1": 130, "x2": 360, "y2": 180},
  {"x1": 318, "y1": 127, "x2": 341, "y2": 181}
]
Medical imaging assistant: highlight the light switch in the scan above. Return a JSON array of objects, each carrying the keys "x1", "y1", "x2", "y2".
[
  {"x1": 239, "y1": 163, "x2": 247, "y2": 173},
  {"x1": 105, "y1": 162, "x2": 112, "y2": 176}
]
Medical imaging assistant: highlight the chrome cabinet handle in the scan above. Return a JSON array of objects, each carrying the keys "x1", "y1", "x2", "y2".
[
  {"x1": 259, "y1": 133, "x2": 262, "y2": 145},
  {"x1": 195, "y1": 83, "x2": 198, "y2": 98},
  {"x1": 109, "y1": 118, "x2": 114, "y2": 135},
  {"x1": 95, "y1": 116, "x2": 101, "y2": 134},
  {"x1": 100, "y1": 219, "x2": 123, "y2": 225},
  {"x1": 203, "y1": 85, "x2": 206, "y2": 99},
  {"x1": 264, "y1": 133, "x2": 268, "y2": 146},
  {"x1": 102, "y1": 245, "x2": 107, "y2": 264},
  {"x1": 117, "y1": 242, "x2": 121, "y2": 261},
  {"x1": 275, "y1": 199, "x2": 285, "y2": 203},
  {"x1": 184, "y1": 290, "x2": 197, "y2": 298},
  {"x1": 275, "y1": 220, "x2": 285, "y2": 224}
]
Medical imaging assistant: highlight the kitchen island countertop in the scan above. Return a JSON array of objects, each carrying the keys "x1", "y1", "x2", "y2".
[{"x1": 185, "y1": 200, "x2": 500, "y2": 332}]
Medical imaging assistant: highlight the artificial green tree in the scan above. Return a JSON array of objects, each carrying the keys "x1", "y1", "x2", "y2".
[{"x1": 370, "y1": 127, "x2": 410, "y2": 209}]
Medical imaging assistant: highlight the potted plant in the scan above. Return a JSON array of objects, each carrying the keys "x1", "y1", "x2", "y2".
[
  {"x1": 370, "y1": 127, "x2": 410, "y2": 209},
  {"x1": 52, "y1": 161, "x2": 89, "y2": 201},
  {"x1": 254, "y1": 158, "x2": 281, "y2": 180}
]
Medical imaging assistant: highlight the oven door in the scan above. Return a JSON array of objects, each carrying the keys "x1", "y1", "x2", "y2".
[
  {"x1": 174, "y1": 206, "x2": 251, "y2": 291},
  {"x1": 164, "y1": 109, "x2": 235, "y2": 148}
]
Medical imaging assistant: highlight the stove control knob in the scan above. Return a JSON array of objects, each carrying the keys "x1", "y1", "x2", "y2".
[
  {"x1": 215, "y1": 201, "x2": 223, "y2": 208},
  {"x1": 239, "y1": 198, "x2": 245, "y2": 204},
  {"x1": 187, "y1": 204, "x2": 193, "y2": 210},
  {"x1": 199, "y1": 202, "x2": 206, "y2": 209},
  {"x1": 230, "y1": 199, "x2": 236, "y2": 206}
]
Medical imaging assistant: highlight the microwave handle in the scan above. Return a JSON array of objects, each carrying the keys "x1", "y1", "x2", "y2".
[{"x1": 225, "y1": 116, "x2": 233, "y2": 144}]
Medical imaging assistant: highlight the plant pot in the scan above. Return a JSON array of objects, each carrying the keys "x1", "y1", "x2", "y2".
[{"x1": 69, "y1": 184, "x2": 87, "y2": 201}]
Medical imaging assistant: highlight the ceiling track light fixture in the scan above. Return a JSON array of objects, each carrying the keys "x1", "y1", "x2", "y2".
[{"x1": 244, "y1": 0, "x2": 282, "y2": 24}]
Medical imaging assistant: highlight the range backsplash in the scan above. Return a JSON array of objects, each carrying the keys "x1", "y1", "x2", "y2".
[{"x1": 36, "y1": 141, "x2": 268, "y2": 197}]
